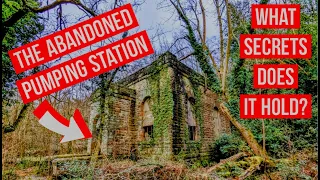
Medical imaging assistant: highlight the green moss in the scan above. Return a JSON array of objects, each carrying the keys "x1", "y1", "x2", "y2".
[
  {"x1": 192, "y1": 85, "x2": 204, "y2": 139},
  {"x1": 170, "y1": 75, "x2": 206, "y2": 163},
  {"x1": 184, "y1": 76, "x2": 205, "y2": 156},
  {"x1": 143, "y1": 66, "x2": 174, "y2": 158},
  {"x1": 2, "y1": 169, "x2": 17, "y2": 180}
]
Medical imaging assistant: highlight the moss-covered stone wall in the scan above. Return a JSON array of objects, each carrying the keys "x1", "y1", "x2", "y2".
[
  {"x1": 87, "y1": 84, "x2": 136, "y2": 158},
  {"x1": 88, "y1": 52, "x2": 230, "y2": 161}
]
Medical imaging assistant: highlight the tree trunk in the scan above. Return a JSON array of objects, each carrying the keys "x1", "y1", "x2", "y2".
[
  {"x1": 220, "y1": 103, "x2": 267, "y2": 158},
  {"x1": 207, "y1": 152, "x2": 249, "y2": 173},
  {"x1": 170, "y1": 0, "x2": 267, "y2": 158},
  {"x1": 3, "y1": 103, "x2": 31, "y2": 134},
  {"x1": 221, "y1": 0, "x2": 232, "y2": 94},
  {"x1": 213, "y1": 0, "x2": 224, "y2": 79},
  {"x1": 170, "y1": 0, "x2": 220, "y2": 92}
]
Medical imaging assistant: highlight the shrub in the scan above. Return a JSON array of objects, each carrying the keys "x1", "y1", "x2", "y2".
[{"x1": 209, "y1": 133, "x2": 248, "y2": 162}]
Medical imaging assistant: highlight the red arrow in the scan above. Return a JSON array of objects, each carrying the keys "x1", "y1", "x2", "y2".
[{"x1": 33, "y1": 100, "x2": 92, "y2": 143}]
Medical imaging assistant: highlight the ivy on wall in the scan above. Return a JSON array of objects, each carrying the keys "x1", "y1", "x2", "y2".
[
  {"x1": 176, "y1": 73, "x2": 206, "y2": 160},
  {"x1": 132, "y1": 56, "x2": 220, "y2": 160},
  {"x1": 138, "y1": 65, "x2": 174, "y2": 158}
]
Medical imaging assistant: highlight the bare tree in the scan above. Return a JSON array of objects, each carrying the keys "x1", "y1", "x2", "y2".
[
  {"x1": 168, "y1": 0, "x2": 267, "y2": 158},
  {"x1": 2, "y1": 0, "x2": 98, "y2": 134}
]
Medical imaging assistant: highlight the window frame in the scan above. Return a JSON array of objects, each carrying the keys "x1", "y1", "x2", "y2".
[
  {"x1": 188, "y1": 125, "x2": 196, "y2": 141},
  {"x1": 143, "y1": 125, "x2": 153, "y2": 140}
]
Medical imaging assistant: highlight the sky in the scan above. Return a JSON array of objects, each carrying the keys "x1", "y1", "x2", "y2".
[
  {"x1": 17, "y1": 0, "x2": 234, "y2": 99},
  {"x1": 37, "y1": 0, "x2": 221, "y2": 80},
  {"x1": 42, "y1": 0, "x2": 219, "y2": 54}
]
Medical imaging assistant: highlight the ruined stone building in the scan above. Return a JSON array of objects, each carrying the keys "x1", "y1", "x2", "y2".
[{"x1": 88, "y1": 52, "x2": 230, "y2": 160}]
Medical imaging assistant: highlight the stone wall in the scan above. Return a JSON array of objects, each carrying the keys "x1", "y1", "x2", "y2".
[
  {"x1": 169, "y1": 53, "x2": 231, "y2": 160},
  {"x1": 121, "y1": 53, "x2": 176, "y2": 160},
  {"x1": 88, "y1": 52, "x2": 230, "y2": 160},
  {"x1": 87, "y1": 85, "x2": 136, "y2": 158}
]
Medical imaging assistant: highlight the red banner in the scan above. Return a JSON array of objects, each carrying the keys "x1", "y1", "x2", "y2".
[
  {"x1": 17, "y1": 31, "x2": 154, "y2": 103},
  {"x1": 240, "y1": 94, "x2": 312, "y2": 119},
  {"x1": 9, "y1": 4, "x2": 139, "y2": 74},
  {"x1": 240, "y1": 34, "x2": 311, "y2": 59},
  {"x1": 251, "y1": 4, "x2": 300, "y2": 29},
  {"x1": 253, "y1": 64, "x2": 298, "y2": 89}
]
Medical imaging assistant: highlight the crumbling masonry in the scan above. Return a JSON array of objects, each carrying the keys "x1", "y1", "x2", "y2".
[{"x1": 88, "y1": 52, "x2": 230, "y2": 160}]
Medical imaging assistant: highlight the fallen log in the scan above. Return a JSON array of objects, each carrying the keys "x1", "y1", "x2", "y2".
[
  {"x1": 236, "y1": 156, "x2": 264, "y2": 180},
  {"x1": 220, "y1": 103, "x2": 268, "y2": 159},
  {"x1": 15, "y1": 153, "x2": 90, "y2": 164},
  {"x1": 207, "y1": 152, "x2": 249, "y2": 173}
]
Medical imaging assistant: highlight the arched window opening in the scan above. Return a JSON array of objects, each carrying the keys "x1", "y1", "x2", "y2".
[
  {"x1": 142, "y1": 97, "x2": 154, "y2": 140},
  {"x1": 187, "y1": 97, "x2": 197, "y2": 141},
  {"x1": 213, "y1": 106, "x2": 221, "y2": 136}
]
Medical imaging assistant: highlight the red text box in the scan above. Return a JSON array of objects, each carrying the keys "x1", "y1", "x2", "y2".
[
  {"x1": 251, "y1": 4, "x2": 300, "y2": 29},
  {"x1": 240, "y1": 34, "x2": 311, "y2": 59},
  {"x1": 9, "y1": 3, "x2": 138, "y2": 74},
  {"x1": 17, "y1": 31, "x2": 154, "y2": 104},
  {"x1": 240, "y1": 94, "x2": 312, "y2": 119},
  {"x1": 253, "y1": 64, "x2": 298, "y2": 89}
]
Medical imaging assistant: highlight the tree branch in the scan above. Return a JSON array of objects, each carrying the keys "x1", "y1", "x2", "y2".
[
  {"x1": 213, "y1": 0, "x2": 224, "y2": 73},
  {"x1": 207, "y1": 152, "x2": 249, "y2": 173},
  {"x1": 199, "y1": 0, "x2": 206, "y2": 44},
  {"x1": 179, "y1": 52, "x2": 195, "y2": 61},
  {"x1": 2, "y1": 103, "x2": 31, "y2": 134},
  {"x1": 220, "y1": 103, "x2": 267, "y2": 158},
  {"x1": 24, "y1": 0, "x2": 97, "y2": 16},
  {"x1": 3, "y1": 0, "x2": 96, "y2": 29},
  {"x1": 2, "y1": 0, "x2": 96, "y2": 43},
  {"x1": 75, "y1": 2, "x2": 97, "y2": 17},
  {"x1": 1, "y1": 9, "x2": 28, "y2": 42},
  {"x1": 221, "y1": 0, "x2": 232, "y2": 94}
]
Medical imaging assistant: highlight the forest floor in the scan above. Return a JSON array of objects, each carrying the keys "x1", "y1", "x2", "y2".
[{"x1": 2, "y1": 150, "x2": 318, "y2": 180}]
